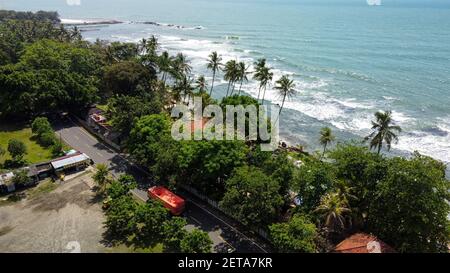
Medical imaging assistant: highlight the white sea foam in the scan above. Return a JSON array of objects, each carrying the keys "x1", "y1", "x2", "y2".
[
  {"x1": 97, "y1": 31, "x2": 449, "y2": 165},
  {"x1": 61, "y1": 18, "x2": 122, "y2": 25}
]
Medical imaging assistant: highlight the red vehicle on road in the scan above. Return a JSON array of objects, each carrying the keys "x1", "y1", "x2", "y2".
[{"x1": 148, "y1": 186, "x2": 185, "y2": 215}]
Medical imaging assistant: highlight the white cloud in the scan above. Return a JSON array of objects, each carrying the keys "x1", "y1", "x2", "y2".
[{"x1": 66, "y1": 0, "x2": 81, "y2": 6}]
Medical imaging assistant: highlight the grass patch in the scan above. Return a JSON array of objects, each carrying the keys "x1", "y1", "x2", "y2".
[
  {"x1": 0, "y1": 123, "x2": 53, "y2": 166},
  {"x1": 27, "y1": 179, "x2": 58, "y2": 199}
]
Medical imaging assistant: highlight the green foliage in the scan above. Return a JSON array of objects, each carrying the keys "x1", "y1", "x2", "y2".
[
  {"x1": 314, "y1": 192, "x2": 351, "y2": 234},
  {"x1": 220, "y1": 166, "x2": 283, "y2": 227},
  {"x1": 133, "y1": 200, "x2": 170, "y2": 244},
  {"x1": 0, "y1": 18, "x2": 77, "y2": 65},
  {"x1": 7, "y1": 139, "x2": 27, "y2": 161},
  {"x1": 366, "y1": 153, "x2": 450, "y2": 253},
  {"x1": 92, "y1": 163, "x2": 110, "y2": 194},
  {"x1": 38, "y1": 131, "x2": 56, "y2": 147},
  {"x1": 162, "y1": 217, "x2": 188, "y2": 252},
  {"x1": 106, "y1": 42, "x2": 139, "y2": 63},
  {"x1": 0, "y1": 40, "x2": 100, "y2": 118},
  {"x1": 107, "y1": 175, "x2": 137, "y2": 200},
  {"x1": 269, "y1": 214, "x2": 317, "y2": 253},
  {"x1": 329, "y1": 143, "x2": 387, "y2": 213},
  {"x1": 31, "y1": 117, "x2": 52, "y2": 137},
  {"x1": 180, "y1": 229, "x2": 213, "y2": 253},
  {"x1": 221, "y1": 94, "x2": 259, "y2": 108},
  {"x1": 0, "y1": 145, "x2": 5, "y2": 157},
  {"x1": 105, "y1": 95, "x2": 162, "y2": 136},
  {"x1": 178, "y1": 140, "x2": 248, "y2": 196},
  {"x1": 248, "y1": 148, "x2": 295, "y2": 199},
  {"x1": 292, "y1": 159, "x2": 336, "y2": 212},
  {"x1": 51, "y1": 140, "x2": 64, "y2": 157},
  {"x1": 128, "y1": 113, "x2": 173, "y2": 166},
  {"x1": 102, "y1": 61, "x2": 155, "y2": 97},
  {"x1": 104, "y1": 195, "x2": 138, "y2": 239},
  {"x1": 11, "y1": 169, "x2": 32, "y2": 187},
  {"x1": 0, "y1": 10, "x2": 60, "y2": 23},
  {"x1": 319, "y1": 127, "x2": 335, "y2": 156},
  {"x1": 365, "y1": 110, "x2": 402, "y2": 154}
]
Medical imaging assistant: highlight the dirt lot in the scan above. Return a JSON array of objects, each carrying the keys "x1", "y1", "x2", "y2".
[{"x1": 0, "y1": 172, "x2": 107, "y2": 253}]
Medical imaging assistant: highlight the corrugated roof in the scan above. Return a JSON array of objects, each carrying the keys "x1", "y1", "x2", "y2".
[{"x1": 51, "y1": 153, "x2": 90, "y2": 169}]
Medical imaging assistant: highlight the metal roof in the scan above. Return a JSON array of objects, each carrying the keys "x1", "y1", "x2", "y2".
[{"x1": 51, "y1": 153, "x2": 90, "y2": 169}]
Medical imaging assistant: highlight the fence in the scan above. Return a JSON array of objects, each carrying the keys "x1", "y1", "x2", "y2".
[
  {"x1": 70, "y1": 115, "x2": 271, "y2": 242},
  {"x1": 71, "y1": 115, "x2": 121, "y2": 151},
  {"x1": 179, "y1": 184, "x2": 270, "y2": 240}
]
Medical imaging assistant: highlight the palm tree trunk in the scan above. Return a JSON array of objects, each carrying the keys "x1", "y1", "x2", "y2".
[
  {"x1": 162, "y1": 72, "x2": 167, "y2": 85},
  {"x1": 238, "y1": 80, "x2": 243, "y2": 95},
  {"x1": 377, "y1": 143, "x2": 382, "y2": 155},
  {"x1": 275, "y1": 95, "x2": 286, "y2": 124},
  {"x1": 210, "y1": 71, "x2": 216, "y2": 96},
  {"x1": 322, "y1": 143, "x2": 327, "y2": 157},
  {"x1": 257, "y1": 85, "x2": 262, "y2": 100},
  {"x1": 226, "y1": 81, "x2": 231, "y2": 97},
  {"x1": 262, "y1": 86, "x2": 267, "y2": 105}
]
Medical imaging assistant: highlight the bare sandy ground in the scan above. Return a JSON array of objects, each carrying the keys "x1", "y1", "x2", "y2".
[{"x1": 0, "y1": 172, "x2": 107, "y2": 253}]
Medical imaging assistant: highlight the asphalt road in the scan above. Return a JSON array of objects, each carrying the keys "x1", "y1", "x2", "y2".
[{"x1": 53, "y1": 116, "x2": 269, "y2": 253}]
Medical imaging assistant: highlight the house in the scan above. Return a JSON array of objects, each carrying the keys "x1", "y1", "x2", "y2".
[
  {"x1": 0, "y1": 172, "x2": 15, "y2": 193},
  {"x1": 87, "y1": 107, "x2": 122, "y2": 144},
  {"x1": 51, "y1": 152, "x2": 91, "y2": 174},
  {"x1": 334, "y1": 233, "x2": 395, "y2": 253},
  {"x1": 0, "y1": 166, "x2": 39, "y2": 193}
]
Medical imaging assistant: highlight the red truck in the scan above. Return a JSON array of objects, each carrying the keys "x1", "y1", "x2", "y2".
[{"x1": 148, "y1": 186, "x2": 186, "y2": 215}]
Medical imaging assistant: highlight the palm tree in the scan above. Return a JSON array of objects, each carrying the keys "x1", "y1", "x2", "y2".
[
  {"x1": 147, "y1": 35, "x2": 159, "y2": 55},
  {"x1": 139, "y1": 38, "x2": 147, "y2": 54},
  {"x1": 260, "y1": 67, "x2": 273, "y2": 105},
  {"x1": 236, "y1": 62, "x2": 250, "y2": 95},
  {"x1": 334, "y1": 180, "x2": 358, "y2": 204},
  {"x1": 223, "y1": 60, "x2": 238, "y2": 97},
  {"x1": 314, "y1": 192, "x2": 351, "y2": 233},
  {"x1": 319, "y1": 127, "x2": 335, "y2": 157},
  {"x1": 253, "y1": 59, "x2": 266, "y2": 100},
  {"x1": 176, "y1": 76, "x2": 195, "y2": 104},
  {"x1": 70, "y1": 26, "x2": 81, "y2": 41},
  {"x1": 274, "y1": 75, "x2": 295, "y2": 120},
  {"x1": 158, "y1": 51, "x2": 172, "y2": 84},
  {"x1": 196, "y1": 75, "x2": 208, "y2": 93},
  {"x1": 172, "y1": 53, "x2": 192, "y2": 79},
  {"x1": 365, "y1": 110, "x2": 402, "y2": 154},
  {"x1": 207, "y1": 51, "x2": 222, "y2": 96},
  {"x1": 92, "y1": 163, "x2": 110, "y2": 194}
]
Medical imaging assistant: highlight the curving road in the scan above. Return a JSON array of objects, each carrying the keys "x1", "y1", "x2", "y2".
[{"x1": 52, "y1": 116, "x2": 270, "y2": 253}]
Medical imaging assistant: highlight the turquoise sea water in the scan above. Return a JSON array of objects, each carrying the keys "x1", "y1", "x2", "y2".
[{"x1": 3, "y1": 0, "x2": 450, "y2": 167}]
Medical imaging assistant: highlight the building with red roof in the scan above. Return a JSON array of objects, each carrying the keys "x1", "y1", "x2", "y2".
[{"x1": 334, "y1": 233, "x2": 395, "y2": 253}]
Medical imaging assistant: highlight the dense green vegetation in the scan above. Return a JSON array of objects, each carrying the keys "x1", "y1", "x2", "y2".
[
  {"x1": 0, "y1": 124, "x2": 54, "y2": 168},
  {"x1": 102, "y1": 175, "x2": 212, "y2": 253},
  {"x1": 1, "y1": 10, "x2": 448, "y2": 253},
  {"x1": 0, "y1": 10, "x2": 59, "y2": 23}
]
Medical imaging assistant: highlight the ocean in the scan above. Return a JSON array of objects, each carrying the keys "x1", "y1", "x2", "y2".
[{"x1": 3, "y1": 0, "x2": 450, "y2": 170}]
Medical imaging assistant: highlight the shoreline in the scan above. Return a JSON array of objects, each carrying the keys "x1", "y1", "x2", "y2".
[{"x1": 64, "y1": 17, "x2": 449, "y2": 177}]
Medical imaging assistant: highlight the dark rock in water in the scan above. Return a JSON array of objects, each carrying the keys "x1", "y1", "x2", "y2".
[
  {"x1": 142, "y1": 21, "x2": 160, "y2": 26},
  {"x1": 422, "y1": 126, "x2": 448, "y2": 137}
]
